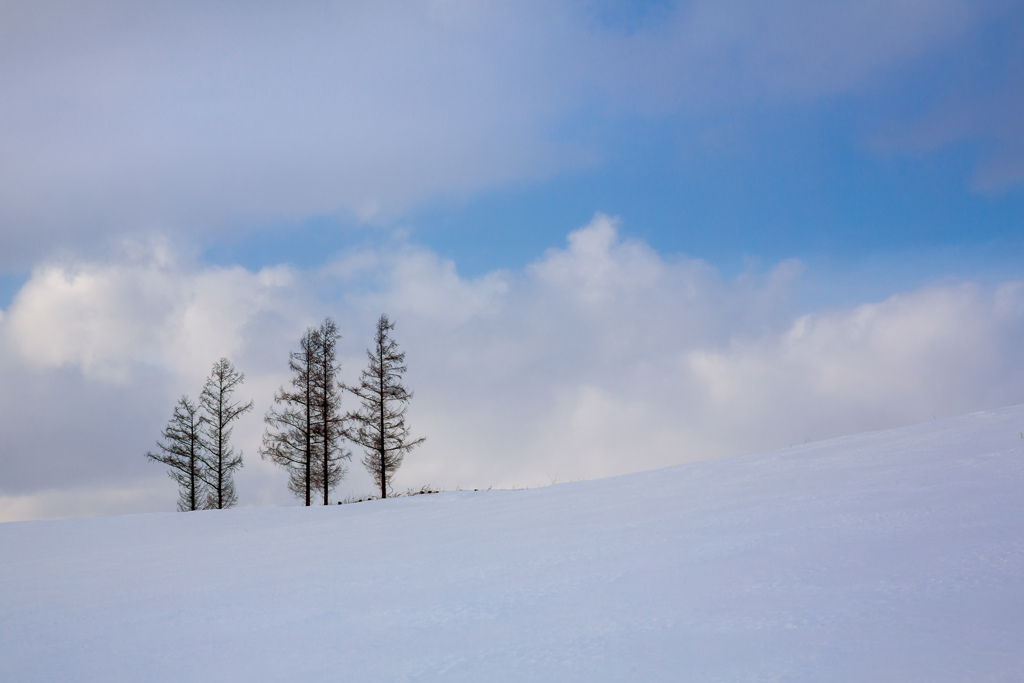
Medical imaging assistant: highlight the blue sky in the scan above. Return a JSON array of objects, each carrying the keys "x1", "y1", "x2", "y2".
[
  {"x1": 1, "y1": 0, "x2": 1023, "y2": 520},
  {"x1": 186, "y1": 0, "x2": 1024, "y2": 293},
  {"x1": 1, "y1": 1, "x2": 1021, "y2": 276}
]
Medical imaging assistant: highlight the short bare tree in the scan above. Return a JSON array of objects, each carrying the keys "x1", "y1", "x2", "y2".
[
  {"x1": 199, "y1": 357, "x2": 253, "y2": 509},
  {"x1": 146, "y1": 396, "x2": 206, "y2": 511},
  {"x1": 345, "y1": 314, "x2": 424, "y2": 499}
]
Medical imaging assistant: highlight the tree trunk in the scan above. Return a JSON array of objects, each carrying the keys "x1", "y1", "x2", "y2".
[
  {"x1": 380, "y1": 335, "x2": 387, "y2": 498},
  {"x1": 305, "y1": 350, "x2": 311, "y2": 507}
]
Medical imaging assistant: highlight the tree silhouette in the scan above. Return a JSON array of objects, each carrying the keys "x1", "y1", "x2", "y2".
[
  {"x1": 199, "y1": 358, "x2": 253, "y2": 509},
  {"x1": 261, "y1": 328, "x2": 318, "y2": 505},
  {"x1": 312, "y1": 317, "x2": 350, "y2": 505},
  {"x1": 262, "y1": 318, "x2": 350, "y2": 505},
  {"x1": 345, "y1": 314, "x2": 424, "y2": 499},
  {"x1": 146, "y1": 396, "x2": 206, "y2": 511}
]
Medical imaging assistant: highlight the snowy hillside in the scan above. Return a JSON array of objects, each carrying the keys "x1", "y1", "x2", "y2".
[{"x1": 3, "y1": 407, "x2": 1024, "y2": 682}]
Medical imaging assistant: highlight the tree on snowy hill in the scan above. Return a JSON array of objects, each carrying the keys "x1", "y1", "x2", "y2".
[
  {"x1": 311, "y1": 317, "x2": 350, "y2": 505},
  {"x1": 262, "y1": 318, "x2": 349, "y2": 505},
  {"x1": 344, "y1": 314, "x2": 424, "y2": 499},
  {"x1": 261, "y1": 326, "x2": 319, "y2": 505},
  {"x1": 146, "y1": 396, "x2": 206, "y2": 511},
  {"x1": 199, "y1": 358, "x2": 253, "y2": 509}
]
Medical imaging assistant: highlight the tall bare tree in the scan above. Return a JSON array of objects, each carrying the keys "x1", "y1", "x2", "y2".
[
  {"x1": 312, "y1": 317, "x2": 350, "y2": 505},
  {"x1": 146, "y1": 396, "x2": 206, "y2": 511},
  {"x1": 261, "y1": 327, "x2": 319, "y2": 505},
  {"x1": 199, "y1": 357, "x2": 253, "y2": 509},
  {"x1": 345, "y1": 314, "x2": 424, "y2": 499}
]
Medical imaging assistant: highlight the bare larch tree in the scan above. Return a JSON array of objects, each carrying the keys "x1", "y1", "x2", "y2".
[
  {"x1": 312, "y1": 317, "x2": 350, "y2": 505},
  {"x1": 261, "y1": 326, "x2": 319, "y2": 505},
  {"x1": 199, "y1": 357, "x2": 253, "y2": 509},
  {"x1": 345, "y1": 314, "x2": 424, "y2": 499},
  {"x1": 146, "y1": 396, "x2": 206, "y2": 511}
]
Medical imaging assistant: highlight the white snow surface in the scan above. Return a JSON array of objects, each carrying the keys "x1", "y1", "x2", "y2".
[{"x1": 3, "y1": 407, "x2": 1024, "y2": 682}]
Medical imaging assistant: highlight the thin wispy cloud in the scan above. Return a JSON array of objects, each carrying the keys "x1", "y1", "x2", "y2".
[{"x1": 0, "y1": 0, "x2": 1014, "y2": 267}]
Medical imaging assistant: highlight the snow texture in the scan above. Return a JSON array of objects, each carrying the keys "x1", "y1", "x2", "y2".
[{"x1": 2, "y1": 406, "x2": 1023, "y2": 681}]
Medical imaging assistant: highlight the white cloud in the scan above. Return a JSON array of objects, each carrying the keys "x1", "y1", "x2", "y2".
[
  {"x1": 2, "y1": 215, "x2": 1023, "y2": 521},
  {"x1": 6, "y1": 241, "x2": 299, "y2": 383},
  {"x1": 689, "y1": 282, "x2": 1024, "y2": 438}
]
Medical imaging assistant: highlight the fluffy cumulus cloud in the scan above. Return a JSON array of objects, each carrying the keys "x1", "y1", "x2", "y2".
[
  {"x1": 0, "y1": 0, "x2": 1011, "y2": 266},
  {"x1": 689, "y1": 282, "x2": 1024, "y2": 441},
  {"x1": 6, "y1": 242, "x2": 298, "y2": 382},
  {"x1": 2, "y1": 215, "x2": 1023, "y2": 521}
]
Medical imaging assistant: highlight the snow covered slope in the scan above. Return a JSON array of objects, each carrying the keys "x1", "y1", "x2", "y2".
[{"x1": 3, "y1": 407, "x2": 1024, "y2": 682}]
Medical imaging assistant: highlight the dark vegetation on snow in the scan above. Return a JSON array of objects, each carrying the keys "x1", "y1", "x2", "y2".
[{"x1": 148, "y1": 313, "x2": 425, "y2": 509}]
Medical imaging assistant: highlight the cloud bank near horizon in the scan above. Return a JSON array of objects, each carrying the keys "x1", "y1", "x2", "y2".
[{"x1": 2, "y1": 215, "x2": 1022, "y2": 522}]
